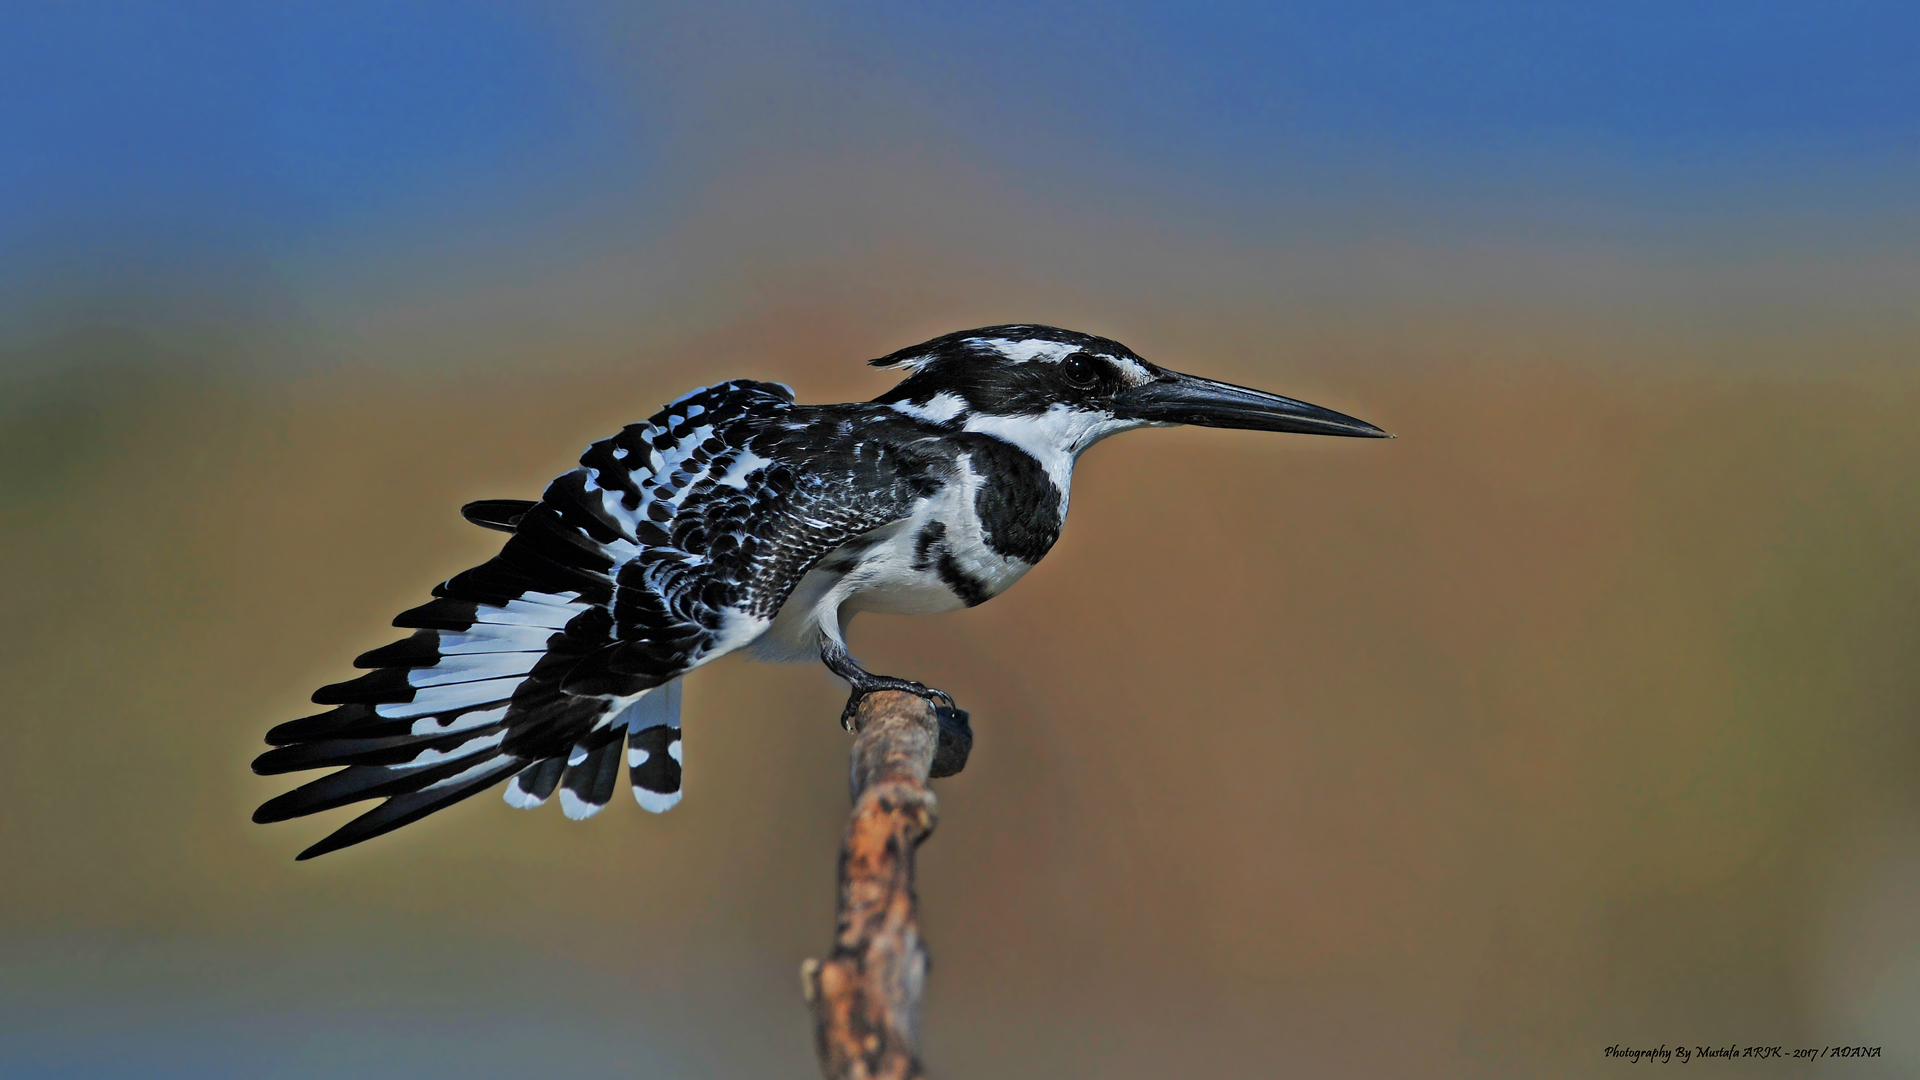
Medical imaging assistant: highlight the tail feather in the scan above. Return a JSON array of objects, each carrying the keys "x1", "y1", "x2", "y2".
[
  {"x1": 559, "y1": 734, "x2": 623, "y2": 820},
  {"x1": 504, "y1": 758, "x2": 566, "y2": 808},
  {"x1": 625, "y1": 677, "x2": 684, "y2": 813},
  {"x1": 628, "y1": 724, "x2": 683, "y2": 813},
  {"x1": 493, "y1": 677, "x2": 689, "y2": 817}
]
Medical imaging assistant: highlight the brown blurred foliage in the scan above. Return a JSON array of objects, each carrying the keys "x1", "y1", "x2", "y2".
[{"x1": 2, "y1": 311, "x2": 1918, "y2": 1077}]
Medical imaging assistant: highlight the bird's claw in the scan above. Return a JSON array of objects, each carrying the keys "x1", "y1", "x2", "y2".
[
  {"x1": 840, "y1": 680, "x2": 958, "y2": 731},
  {"x1": 837, "y1": 683, "x2": 972, "y2": 776}
]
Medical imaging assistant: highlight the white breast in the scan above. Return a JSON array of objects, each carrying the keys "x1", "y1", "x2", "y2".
[
  {"x1": 747, "y1": 453, "x2": 1036, "y2": 663},
  {"x1": 851, "y1": 454, "x2": 1032, "y2": 609}
]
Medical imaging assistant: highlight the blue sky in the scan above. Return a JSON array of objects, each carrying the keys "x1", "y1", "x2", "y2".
[
  {"x1": 840, "y1": 1, "x2": 1919, "y2": 165},
  {"x1": 3, "y1": 1, "x2": 1916, "y2": 352},
  {"x1": 4, "y1": 5, "x2": 642, "y2": 260}
]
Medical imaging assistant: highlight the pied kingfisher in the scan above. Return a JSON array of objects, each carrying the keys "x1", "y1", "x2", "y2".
[{"x1": 254, "y1": 325, "x2": 1389, "y2": 858}]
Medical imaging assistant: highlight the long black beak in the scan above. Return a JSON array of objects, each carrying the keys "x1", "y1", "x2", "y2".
[{"x1": 1113, "y1": 369, "x2": 1391, "y2": 438}]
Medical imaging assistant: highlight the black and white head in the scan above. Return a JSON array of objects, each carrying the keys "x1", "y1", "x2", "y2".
[{"x1": 871, "y1": 324, "x2": 1389, "y2": 458}]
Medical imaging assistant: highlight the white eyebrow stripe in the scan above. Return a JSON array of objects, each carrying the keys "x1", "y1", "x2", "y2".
[{"x1": 972, "y1": 338, "x2": 1068, "y2": 363}]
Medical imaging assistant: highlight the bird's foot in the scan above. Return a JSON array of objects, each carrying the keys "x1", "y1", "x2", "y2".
[
  {"x1": 839, "y1": 681, "x2": 973, "y2": 778},
  {"x1": 838, "y1": 677, "x2": 956, "y2": 730},
  {"x1": 819, "y1": 636, "x2": 972, "y2": 776}
]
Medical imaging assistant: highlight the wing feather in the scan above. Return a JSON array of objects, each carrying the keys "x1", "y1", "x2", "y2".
[{"x1": 257, "y1": 379, "x2": 954, "y2": 857}]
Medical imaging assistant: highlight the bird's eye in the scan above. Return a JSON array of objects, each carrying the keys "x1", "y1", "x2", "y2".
[{"x1": 1061, "y1": 352, "x2": 1102, "y2": 387}]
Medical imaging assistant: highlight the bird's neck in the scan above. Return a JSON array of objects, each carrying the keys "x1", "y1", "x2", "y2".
[{"x1": 959, "y1": 406, "x2": 1116, "y2": 506}]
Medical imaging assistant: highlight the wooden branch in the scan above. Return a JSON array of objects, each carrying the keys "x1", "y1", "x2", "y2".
[{"x1": 802, "y1": 690, "x2": 955, "y2": 1080}]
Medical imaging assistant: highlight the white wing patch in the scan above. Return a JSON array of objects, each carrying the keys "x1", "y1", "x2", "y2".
[
  {"x1": 405, "y1": 651, "x2": 539, "y2": 687},
  {"x1": 715, "y1": 448, "x2": 775, "y2": 489},
  {"x1": 577, "y1": 395, "x2": 778, "y2": 585},
  {"x1": 433, "y1": 626, "x2": 557, "y2": 653},
  {"x1": 409, "y1": 704, "x2": 507, "y2": 737},
  {"x1": 374, "y1": 677, "x2": 527, "y2": 719},
  {"x1": 462, "y1": 593, "x2": 588, "y2": 629},
  {"x1": 399, "y1": 730, "x2": 507, "y2": 770}
]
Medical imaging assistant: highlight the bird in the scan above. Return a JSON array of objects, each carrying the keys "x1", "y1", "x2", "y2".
[{"x1": 253, "y1": 324, "x2": 1389, "y2": 859}]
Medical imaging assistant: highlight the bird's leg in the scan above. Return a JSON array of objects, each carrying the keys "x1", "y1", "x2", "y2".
[{"x1": 819, "y1": 636, "x2": 960, "y2": 731}]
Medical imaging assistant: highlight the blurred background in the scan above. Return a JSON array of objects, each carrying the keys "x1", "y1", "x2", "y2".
[{"x1": 3, "y1": 2, "x2": 1918, "y2": 1076}]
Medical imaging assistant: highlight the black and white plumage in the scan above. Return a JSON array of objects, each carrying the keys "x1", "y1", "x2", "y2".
[{"x1": 255, "y1": 325, "x2": 1388, "y2": 859}]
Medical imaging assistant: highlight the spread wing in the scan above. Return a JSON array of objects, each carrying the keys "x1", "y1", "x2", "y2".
[{"x1": 253, "y1": 381, "x2": 948, "y2": 859}]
